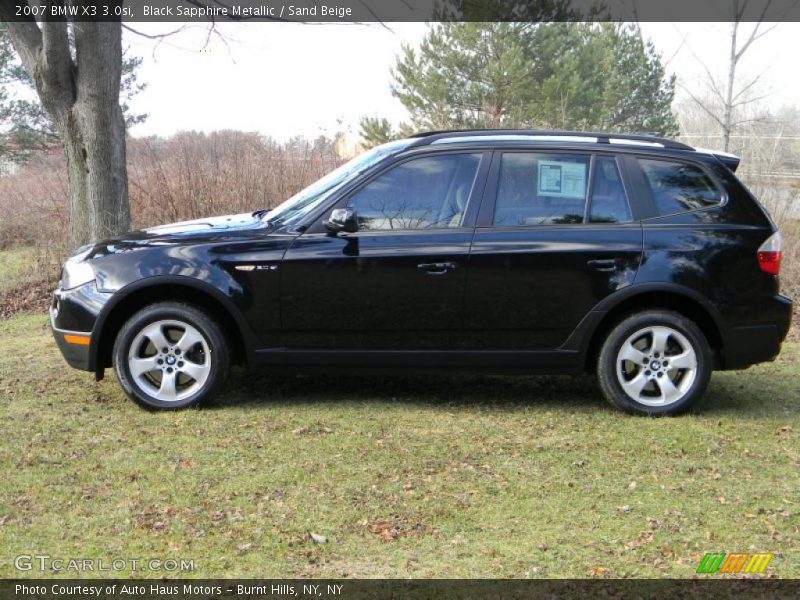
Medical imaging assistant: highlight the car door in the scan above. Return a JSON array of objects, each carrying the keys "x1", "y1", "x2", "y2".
[
  {"x1": 280, "y1": 151, "x2": 490, "y2": 363},
  {"x1": 464, "y1": 150, "x2": 643, "y2": 353}
]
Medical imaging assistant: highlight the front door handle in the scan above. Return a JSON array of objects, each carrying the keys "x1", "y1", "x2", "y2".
[
  {"x1": 417, "y1": 261, "x2": 457, "y2": 274},
  {"x1": 587, "y1": 258, "x2": 625, "y2": 272}
]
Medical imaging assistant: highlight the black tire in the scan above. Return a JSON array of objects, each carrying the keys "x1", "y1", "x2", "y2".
[
  {"x1": 596, "y1": 310, "x2": 712, "y2": 416},
  {"x1": 112, "y1": 302, "x2": 229, "y2": 410}
]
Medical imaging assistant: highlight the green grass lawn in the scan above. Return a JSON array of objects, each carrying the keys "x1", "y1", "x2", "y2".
[
  {"x1": 0, "y1": 313, "x2": 798, "y2": 579},
  {"x1": 0, "y1": 246, "x2": 37, "y2": 297}
]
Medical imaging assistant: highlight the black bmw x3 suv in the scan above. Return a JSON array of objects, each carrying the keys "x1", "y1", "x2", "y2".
[{"x1": 51, "y1": 130, "x2": 792, "y2": 415}]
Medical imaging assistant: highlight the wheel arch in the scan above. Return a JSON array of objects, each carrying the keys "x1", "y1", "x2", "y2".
[
  {"x1": 91, "y1": 276, "x2": 254, "y2": 374},
  {"x1": 581, "y1": 284, "x2": 726, "y2": 371}
]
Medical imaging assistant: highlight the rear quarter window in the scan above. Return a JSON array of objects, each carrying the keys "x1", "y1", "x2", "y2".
[{"x1": 638, "y1": 159, "x2": 722, "y2": 217}]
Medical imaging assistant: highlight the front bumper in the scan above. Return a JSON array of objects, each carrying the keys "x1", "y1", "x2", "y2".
[
  {"x1": 50, "y1": 309, "x2": 92, "y2": 371},
  {"x1": 50, "y1": 282, "x2": 112, "y2": 373}
]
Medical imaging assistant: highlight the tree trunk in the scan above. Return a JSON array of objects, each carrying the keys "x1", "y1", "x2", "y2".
[
  {"x1": 723, "y1": 20, "x2": 739, "y2": 153},
  {"x1": 72, "y1": 21, "x2": 130, "y2": 245},
  {"x1": 60, "y1": 115, "x2": 92, "y2": 245},
  {"x1": 0, "y1": 14, "x2": 129, "y2": 249}
]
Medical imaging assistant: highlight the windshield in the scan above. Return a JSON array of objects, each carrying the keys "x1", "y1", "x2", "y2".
[{"x1": 262, "y1": 138, "x2": 415, "y2": 228}]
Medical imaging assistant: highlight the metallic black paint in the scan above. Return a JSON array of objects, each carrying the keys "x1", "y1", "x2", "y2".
[{"x1": 49, "y1": 137, "x2": 793, "y2": 379}]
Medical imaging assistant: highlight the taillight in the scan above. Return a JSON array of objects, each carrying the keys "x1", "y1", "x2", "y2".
[{"x1": 757, "y1": 232, "x2": 782, "y2": 275}]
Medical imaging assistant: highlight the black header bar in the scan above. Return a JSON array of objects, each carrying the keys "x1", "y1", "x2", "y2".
[
  {"x1": 3, "y1": 0, "x2": 800, "y2": 23},
  {"x1": 4, "y1": 579, "x2": 800, "y2": 600}
]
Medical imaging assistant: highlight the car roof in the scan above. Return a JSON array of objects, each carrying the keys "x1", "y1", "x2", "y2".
[{"x1": 403, "y1": 129, "x2": 740, "y2": 171}]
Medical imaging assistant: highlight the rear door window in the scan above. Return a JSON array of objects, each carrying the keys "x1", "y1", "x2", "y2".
[
  {"x1": 638, "y1": 159, "x2": 722, "y2": 216},
  {"x1": 493, "y1": 153, "x2": 590, "y2": 226}
]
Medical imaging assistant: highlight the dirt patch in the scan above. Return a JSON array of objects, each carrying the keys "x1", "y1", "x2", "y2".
[
  {"x1": 365, "y1": 514, "x2": 441, "y2": 542},
  {"x1": 0, "y1": 278, "x2": 52, "y2": 319},
  {"x1": 788, "y1": 319, "x2": 800, "y2": 343}
]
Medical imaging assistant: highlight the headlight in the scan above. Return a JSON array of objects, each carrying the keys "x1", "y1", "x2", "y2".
[{"x1": 61, "y1": 259, "x2": 95, "y2": 290}]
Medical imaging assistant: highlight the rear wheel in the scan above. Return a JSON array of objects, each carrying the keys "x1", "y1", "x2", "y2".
[
  {"x1": 113, "y1": 302, "x2": 229, "y2": 410},
  {"x1": 597, "y1": 310, "x2": 711, "y2": 416}
]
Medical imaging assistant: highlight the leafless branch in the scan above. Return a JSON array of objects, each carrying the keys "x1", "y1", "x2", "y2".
[
  {"x1": 731, "y1": 72, "x2": 765, "y2": 102},
  {"x1": 663, "y1": 24, "x2": 690, "y2": 68},
  {"x1": 122, "y1": 24, "x2": 190, "y2": 40},
  {"x1": 680, "y1": 85, "x2": 727, "y2": 129},
  {"x1": 732, "y1": 93, "x2": 770, "y2": 108},
  {"x1": 356, "y1": 0, "x2": 393, "y2": 32},
  {"x1": 684, "y1": 41, "x2": 727, "y2": 105}
]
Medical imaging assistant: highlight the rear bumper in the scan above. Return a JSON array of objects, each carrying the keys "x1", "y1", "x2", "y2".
[{"x1": 722, "y1": 294, "x2": 793, "y2": 369}]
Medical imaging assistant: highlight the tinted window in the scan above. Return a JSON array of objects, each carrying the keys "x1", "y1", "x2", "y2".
[
  {"x1": 346, "y1": 153, "x2": 481, "y2": 230},
  {"x1": 493, "y1": 153, "x2": 590, "y2": 226},
  {"x1": 589, "y1": 156, "x2": 631, "y2": 223},
  {"x1": 638, "y1": 159, "x2": 721, "y2": 216}
]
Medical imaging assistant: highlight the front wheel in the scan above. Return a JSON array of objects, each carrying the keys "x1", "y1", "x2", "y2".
[
  {"x1": 112, "y1": 302, "x2": 229, "y2": 410},
  {"x1": 597, "y1": 310, "x2": 712, "y2": 416}
]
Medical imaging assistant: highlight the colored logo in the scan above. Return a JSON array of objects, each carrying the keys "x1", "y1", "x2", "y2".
[{"x1": 696, "y1": 552, "x2": 773, "y2": 574}]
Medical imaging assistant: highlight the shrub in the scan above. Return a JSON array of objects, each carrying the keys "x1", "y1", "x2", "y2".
[{"x1": 0, "y1": 131, "x2": 341, "y2": 276}]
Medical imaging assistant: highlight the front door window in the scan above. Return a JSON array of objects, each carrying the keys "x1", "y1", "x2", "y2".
[{"x1": 346, "y1": 153, "x2": 481, "y2": 230}]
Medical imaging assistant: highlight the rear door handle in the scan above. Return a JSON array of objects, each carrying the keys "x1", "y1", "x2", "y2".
[
  {"x1": 417, "y1": 261, "x2": 457, "y2": 274},
  {"x1": 587, "y1": 258, "x2": 624, "y2": 272}
]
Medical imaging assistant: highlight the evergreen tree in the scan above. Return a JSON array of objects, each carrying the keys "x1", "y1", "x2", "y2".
[{"x1": 389, "y1": 23, "x2": 678, "y2": 136}]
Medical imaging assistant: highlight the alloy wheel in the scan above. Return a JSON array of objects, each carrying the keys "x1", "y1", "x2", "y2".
[
  {"x1": 615, "y1": 325, "x2": 698, "y2": 407},
  {"x1": 127, "y1": 319, "x2": 211, "y2": 402}
]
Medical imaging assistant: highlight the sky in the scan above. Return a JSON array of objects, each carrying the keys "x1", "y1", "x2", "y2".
[{"x1": 122, "y1": 21, "x2": 800, "y2": 141}]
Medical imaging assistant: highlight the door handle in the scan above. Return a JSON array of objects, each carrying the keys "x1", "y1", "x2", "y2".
[
  {"x1": 417, "y1": 261, "x2": 457, "y2": 274},
  {"x1": 587, "y1": 258, "x2": 624, "y2": 272}
]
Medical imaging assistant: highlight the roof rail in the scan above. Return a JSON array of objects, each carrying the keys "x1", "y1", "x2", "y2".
[{"x1": 412, "y1": 129, "x2": 694, "y2": 151}]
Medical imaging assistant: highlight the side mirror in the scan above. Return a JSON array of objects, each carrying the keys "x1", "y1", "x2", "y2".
[{"x1": 324, "y1": 208, "x2": 358, "y2": 234}]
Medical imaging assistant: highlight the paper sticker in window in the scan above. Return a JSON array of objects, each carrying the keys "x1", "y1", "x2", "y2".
[{"x1": 538, "y1": 161, "x2": 587, "y2": 199}]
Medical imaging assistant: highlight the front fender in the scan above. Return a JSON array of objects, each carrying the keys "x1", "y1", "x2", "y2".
[{"x1": 89, "y1": 274, "x2": 259, "y2": 373}]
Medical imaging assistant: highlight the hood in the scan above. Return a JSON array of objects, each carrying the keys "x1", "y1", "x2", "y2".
[
  {"x1": 79, "y1": 212, "x2": 269, "y2": 260},
  {"x1": 142, "y1": 212, "x2": 263, "y2": 236}
]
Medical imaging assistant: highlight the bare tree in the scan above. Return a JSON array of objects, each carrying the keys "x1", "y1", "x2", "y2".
[
  {"x1": 0, "y1": 6, "x2": 129, "y2": 247},
  {"x1": 682, "y1": 0, "x2": 782, "y2": 152},
  {"x1": 0, "y1": 1, "x2": 246, "y2": 248}
]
